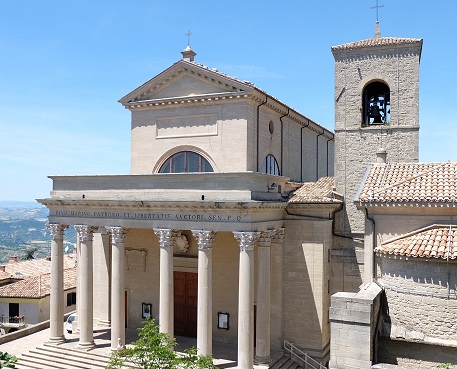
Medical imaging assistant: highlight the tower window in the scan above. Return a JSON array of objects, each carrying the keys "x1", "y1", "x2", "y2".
[
  {"x1": 261, "y1": 154, "x2": 280, "y2": 176},
  {"x1": 159, "y1": 151, "x2": 214, "y2": 173},
  {"x1": 363, "y1": 81, "x2": 390, "y2": 126}
]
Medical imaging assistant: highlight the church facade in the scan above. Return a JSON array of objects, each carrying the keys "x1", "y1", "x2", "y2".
[{"x1": 39, "y1": 23, "x2": 457, "y2": 369}]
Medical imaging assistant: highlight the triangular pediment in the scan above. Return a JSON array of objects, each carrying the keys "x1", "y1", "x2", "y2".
[
  {"x1": 142, "y1": 74, "x2": 230, "y2": 100},
  {"x1": 119, "y1": 60, "x2": 254, "y2": 105}
]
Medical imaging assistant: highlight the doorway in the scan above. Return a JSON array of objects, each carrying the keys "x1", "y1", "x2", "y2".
[
  {"x1": 9, "y1": 303, "x2": 19, "y2": 317},
  {"x1": 174, "y1": 271, "x2": 198, "y2": 337}
]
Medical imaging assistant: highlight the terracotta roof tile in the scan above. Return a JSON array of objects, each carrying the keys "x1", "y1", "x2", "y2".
[
  {"x1": 375, "y1": 225, "x2": 457, "y2": 259},
  {"x1": 332, "y1": 37, "x2": 422, "y2": 52},
  {"x1": 288, "y1": 177, "x2": 342, "y2": 203},
  {"x1": 0, "y1": 267, "x2": 76, "y2": 298},
  {"x1": 1, "y1": 254, "x2": 77, "y2": 278},
  {"x1": 358, "y1": 162, "x2": 457, "y2": 204}
]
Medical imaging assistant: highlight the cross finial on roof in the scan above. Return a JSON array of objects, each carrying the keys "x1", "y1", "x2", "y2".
[
  {"x1": 371, "y1": 0, "x2": 384, "y2": 22},
  {"x1": 185, "y1": 30, "x2": 193, "y2": 46}
]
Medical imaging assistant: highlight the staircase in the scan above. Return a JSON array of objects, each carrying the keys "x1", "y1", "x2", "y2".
[
  {"x1": 269, "y1": 340, "x2": 327, "y2": 369},
  {"x1": 15, "y1": 344, "x2": 135, "y2": 369},
  {"x1": 270, "y1": 354, "x2": 303, "y2": 369}
]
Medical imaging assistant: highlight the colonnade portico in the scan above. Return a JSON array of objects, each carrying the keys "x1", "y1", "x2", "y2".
[{"x1": 48, "y1": 222, "x2": 283, "y2": 368}]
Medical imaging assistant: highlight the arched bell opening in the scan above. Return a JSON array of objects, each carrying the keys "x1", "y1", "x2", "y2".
[{"x1": 362, "y1": 81, "x2": 390, "y2": 126}]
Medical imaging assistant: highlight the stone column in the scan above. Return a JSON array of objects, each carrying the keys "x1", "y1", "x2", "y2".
[
  {"x1": 109, "y1": 227, "x2": 128, "y2": 350},
  {"x1": 192, "y1": 230, "x2": 215, "y2": 356},
  {"x1": 98, "y1": 227, "x2": 111, "y2": 326},
  {"x1": 233, "y1": 231, "x2": 259, "y2": 369},
  {"x1": 75, "y1": 225, "x2": 97, "y2": 350},
  {"x1": 47, "y1": 223, "x2": 68, "y2": 344},
  {"x1": 154, "y1": 228, "x2": 177, "y2": 338},
  {"x1": 255, "y1": 230, "x2": 273, "y2": 364}
]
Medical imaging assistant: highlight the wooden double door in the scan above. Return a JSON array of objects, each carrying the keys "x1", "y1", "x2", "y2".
[{"x1": 174, "y1": 271, "x2": 198, "y2": 337}]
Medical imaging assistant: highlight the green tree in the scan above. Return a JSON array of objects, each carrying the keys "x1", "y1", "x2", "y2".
[
  {"x1": 106, "y1": 318, "x2": 217, "y2": 369},
  {"x1": 20, "y1": 247, "x2": 39, "y2": 260}
]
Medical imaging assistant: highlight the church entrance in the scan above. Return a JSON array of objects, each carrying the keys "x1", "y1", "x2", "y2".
[{"x1": 174, "y1": 271, "x2": 198, "y2": 337}]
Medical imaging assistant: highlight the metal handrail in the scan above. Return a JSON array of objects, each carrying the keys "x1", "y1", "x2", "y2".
[{"x1": 283, "y1": 340, "x2": 326, "y2": 369}]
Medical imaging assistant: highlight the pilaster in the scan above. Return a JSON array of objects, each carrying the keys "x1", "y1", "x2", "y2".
[{"x1": 255, "y1": 230, "x2": 274, "y2": 364}]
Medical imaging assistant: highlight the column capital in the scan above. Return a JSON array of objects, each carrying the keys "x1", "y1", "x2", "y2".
[
  {"x1": 271, "y1": 228, "x2": 285, "y2": 244},
  {"x1": 192, "y1": 230, "x2": 216, "y2": 250},
  {"x1": 74, "y1": 225, "x2": 97, "y2": 242},
  {"x1": 47, "y1": 223, "x2": 68, "y2": 240},
  {"x1": 258, "y1": 230, "x2": 276, "y2": 247},
  {"x1": 98, "y1": 226, "x2": 110, "y2": 235},
  {"x1": 154, "y1": 228, "x2": 179, "y2": 248},
  {"x1": 109, "y1": 226, "x2": 129, "y2": 244},
  {"x1": 233, "y1": 231, "x2": 260, "y2": 252}
]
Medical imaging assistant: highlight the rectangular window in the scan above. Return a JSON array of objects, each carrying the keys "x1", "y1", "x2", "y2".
[{"x1": 66, "y1": 292, "x2": 77, "y2": 306}]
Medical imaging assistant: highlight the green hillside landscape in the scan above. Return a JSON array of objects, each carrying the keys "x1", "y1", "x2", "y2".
[{"x1": 0, "y1": 201, "x2": 76, "y2": 264}]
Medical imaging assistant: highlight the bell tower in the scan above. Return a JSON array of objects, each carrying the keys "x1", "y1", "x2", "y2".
[{"x1": 331, "y1": 23, "x2": 423, "y2": 290}]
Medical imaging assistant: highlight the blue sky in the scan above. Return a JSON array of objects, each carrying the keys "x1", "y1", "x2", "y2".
[{"x1": 0, "y1": 1, "x2": 456, "y2": 201}]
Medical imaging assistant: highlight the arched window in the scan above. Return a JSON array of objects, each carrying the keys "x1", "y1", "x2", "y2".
[
  {"x1": 363, "y1": 81, "x2": 390, "y2": 126},
  {"x1": 261, "y1": 154, "x2": 280, "y2": 176},
  {"x1": 159, "y1": 151, "x2": 214, "y2": 173}
]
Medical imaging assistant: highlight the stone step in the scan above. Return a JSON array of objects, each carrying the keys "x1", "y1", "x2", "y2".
[
  {"x1": 38, "y1": 345, "x2": 112, "y2": 366},
  {"x1": 14, "y1": 343, "x2": 135, "y2": 369},
  {"x1": 270, "y1": 355, "x2": 303, "y2": 369},
  {"x1": 19, "y1": 351, "x2": 104, "y2": 369}
]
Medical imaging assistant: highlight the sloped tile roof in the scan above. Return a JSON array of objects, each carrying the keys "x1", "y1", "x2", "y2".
[
  {"x1": 0, "y1": 271, "x2": 12, "y2": 282},
  {"x1": 0, "y1": 267, "x2": 76, "y2": 298},
  {"x1": 375, "y1": 225, "x2": 457, "y2": 259},
  {"x1": 332, "y1": 37, "x2": 422, "y2": 52},
  {"x1": 358, "y1": 162, "x2": 457, "y2": 204},
  {"x1": 288, "y1": 177, "x2": 342, "y2": 203},
  {"x1": 1, "y1": 254, "x2": 77, "y2": 278}
]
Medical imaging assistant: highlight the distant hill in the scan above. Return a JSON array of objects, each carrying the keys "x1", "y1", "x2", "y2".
[{"x1": 0, "y1": 201, "x2": 76, "y2": 264}]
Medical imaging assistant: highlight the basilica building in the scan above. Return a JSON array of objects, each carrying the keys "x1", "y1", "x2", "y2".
[{"x1": 39, "y1": 22, "x2": 457, "y2": 369}]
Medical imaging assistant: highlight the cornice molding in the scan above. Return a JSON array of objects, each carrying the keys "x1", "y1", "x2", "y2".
[
  {"x1": 126, "y1": 91, "x2": 251, "y2": 110},
  {"x1": 40, "y1": 199, "x2": 288, "y2": 212}
]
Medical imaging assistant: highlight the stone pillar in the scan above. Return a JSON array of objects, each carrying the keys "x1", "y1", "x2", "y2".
[
  {"x1": 233, "y1": 231, "x2": 259, "y2": 369},
  {"x1": 255, "y1": 230, "x2": 273, "y2": 364},
  {"x1": 270, "y1": 228, "x2": 284, "y2": 351},
  {"x1": 109, "y1": 227, "x2": 128, "y2": 350},
  {"x1": 75, "y1": 225, "x2": 97, "y2": 350},
  {"x1": 154, "y1": 228, "x2": 177, "y2": 338},
  {"x1": 98, "y1": 227, "x2": 111, "y2": 326},
  {"x1": 47, "y1": 223, "x2": 68, "y2": 344},
  {"x1": 192, "y1": 230, "x2": 215, "y2": 356}
]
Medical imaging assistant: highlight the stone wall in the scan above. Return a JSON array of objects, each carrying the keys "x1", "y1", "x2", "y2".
[
  {"x1": 377, "y1": 256, "x2": 457, "y2": 345},
  {"x1": 130, "y1": 96, "x2": 334, "y2": 184},
  {"x1": 282, "y1": 216, "x2": 333, "y2": 361},
  {"x1": 378, "y1": 339, "x2": 457, "y2": 368},
  {"x1": 329, "y1": 283, "x2": 382, "y2": 369}
]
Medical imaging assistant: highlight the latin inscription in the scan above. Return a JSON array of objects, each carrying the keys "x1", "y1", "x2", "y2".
[{"x1": 52, "y1": 210, "x2": 243, "y2": 222}]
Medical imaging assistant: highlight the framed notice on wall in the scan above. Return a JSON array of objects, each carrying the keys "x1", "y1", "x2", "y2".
[
  {"x1": 142, "y1": 302, "x2": 152, "y2": 319},
  {"x1": 217, "y1": 312, "x2": 229, "y2": 330}
]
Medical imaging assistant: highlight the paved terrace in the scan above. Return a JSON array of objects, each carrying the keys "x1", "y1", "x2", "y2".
[{"x1": 0, "y1": 325, "x2": 278, "y2": 368}]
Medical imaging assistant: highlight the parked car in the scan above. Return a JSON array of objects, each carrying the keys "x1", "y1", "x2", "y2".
[{"x1": 65, "y1": 313, "x2": 76, "y2": 333}]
